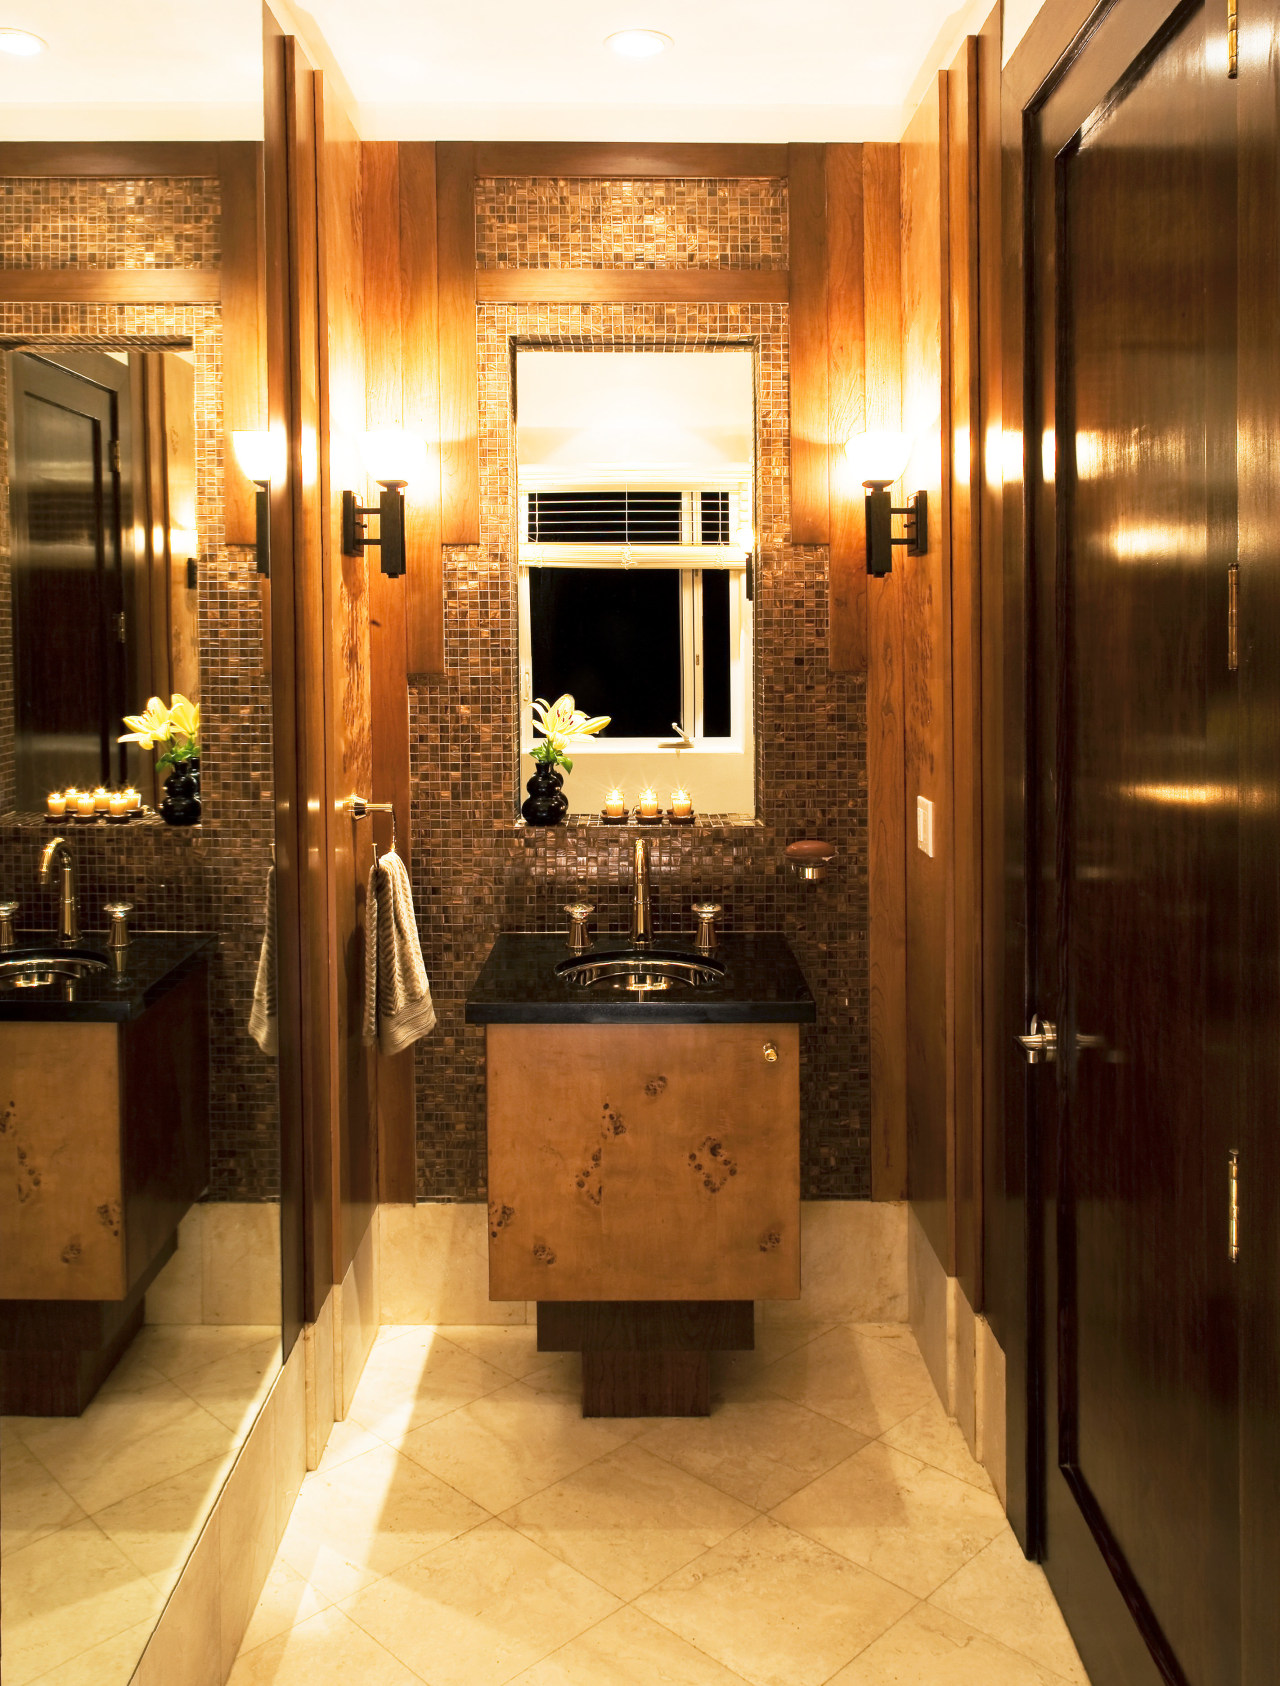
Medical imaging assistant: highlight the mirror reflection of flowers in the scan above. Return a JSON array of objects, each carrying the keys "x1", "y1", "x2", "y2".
[
  {"x1": 531, "y1": 694, "x2": 610, "y2": 774},
  {"x1": 119, "y1": 693, "x2": 201, "y2": 770}
]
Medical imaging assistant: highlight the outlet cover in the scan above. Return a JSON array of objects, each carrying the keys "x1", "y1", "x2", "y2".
[{"x1": 916, "y1": 795, "x2": 935, "y2": 857}]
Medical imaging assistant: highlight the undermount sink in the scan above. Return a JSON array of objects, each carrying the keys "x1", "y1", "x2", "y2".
[
  {"x1": 0, "y1": 950, "x2": 111, "y2": 989},
  {"x1": 556, "y1": 948, "x2": 727, "y2": 994}
]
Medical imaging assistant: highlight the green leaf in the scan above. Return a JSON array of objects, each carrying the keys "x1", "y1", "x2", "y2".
[{"x1": 560, "y1": 755, "x2": 573, "y2": 774}]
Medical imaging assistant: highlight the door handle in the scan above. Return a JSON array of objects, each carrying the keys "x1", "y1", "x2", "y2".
[{"x1": 1016, "y1": 1015, "x2": 1057, "y2": 1065}]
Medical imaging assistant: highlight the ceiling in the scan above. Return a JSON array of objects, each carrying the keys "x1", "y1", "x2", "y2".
[{"x1": 0, "y1": 0, "x2": 977, "y2": 142}]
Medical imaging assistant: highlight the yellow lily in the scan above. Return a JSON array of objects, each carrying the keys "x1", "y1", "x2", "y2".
[
  {"x1": 531, "y1": 693, "x2": 610, "y2": 773},
  {"x1": 168, "y1": 694, "x2": 200, "y2": 743},
  {"x1": 118, "y1": 696, "x2": 172, "y2": 750}
]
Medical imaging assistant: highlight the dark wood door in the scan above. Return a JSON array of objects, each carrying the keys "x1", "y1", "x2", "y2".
[{"x1": 1025, "y1": 4, "x2": 1241, "y2": 1683}]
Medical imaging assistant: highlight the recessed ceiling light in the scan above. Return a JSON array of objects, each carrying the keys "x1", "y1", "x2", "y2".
[
  {"x1": 605, "y1": 29, "x2": 672, "y2": 59},
  {"x1": 0, "y1": 27, "x2": 46, "y2": 55}
]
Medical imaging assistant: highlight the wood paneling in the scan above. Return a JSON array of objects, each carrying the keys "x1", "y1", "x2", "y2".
[
  {"x1": 436, "y1": 140, "x2": 479, "y2": 545},
  {"x1": 363, "y1": 139, "x2": 417, "y2": 1202},
  {"x1": 864, "y1": 141, "x2": 908, "y2": 1202},
  {"x1": 826, "y1": 142, "x2": 867, "y2": 671},
  {"x1": 788, "y1": 143, "x2": 830, "y2": 545},
  {"x1": 0, "y1": 142, "x2": 219, "y2": 177},
  {"x1": 486, "y1": 1024, "x2": 800, "y2": 1302},
  {"x1": 398, "y1": 142, "x2": 445, "y2": 676},
  {"x1": 474, "y1": 142, "x2": 789, "y2": 179},
  {"x1": 901, "y1": 76, "x2": 953, "y2": 1273},
  {"x1": 537, "y1": 1300, "x2": 754, "y2": 1351},
  {"x1": 218, "y1": 141, "x2": 267, "y2": 547},
  {"x1": 0, "y1": 270, "x2": 219, "y2": 303},
  {"x1": 476, "y1": 269, "x2": 790, "y2": 304}
]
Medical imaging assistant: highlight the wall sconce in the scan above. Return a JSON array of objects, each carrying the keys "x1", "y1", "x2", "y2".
[
  {"x1": 343, "y1": 429, "x2": 426, "y2": 579},
  {"x1": 845, "y1": 430, "x2": 927, "y2": 577},
  {"x1": 232, "y1": 430, "x2": 281, "y2": 578}
]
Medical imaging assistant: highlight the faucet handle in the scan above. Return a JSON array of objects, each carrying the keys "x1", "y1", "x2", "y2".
[
  {"x1": 104, "y1": 902, "x2": 133, "y2": 952},
  {"x1": 0, "y1": 900, "x2": 18, "y2": 951},
  {"x1": 564, "y1": 901, "x2": 595, "y2": 955},
  {"x1": 692, "y1": 901, "x2": 722, "y2": 954}
]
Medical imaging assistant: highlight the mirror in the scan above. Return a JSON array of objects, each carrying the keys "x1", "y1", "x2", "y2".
[{"x1": 3, "y1": 345, "x2": 199, "y2": 814}]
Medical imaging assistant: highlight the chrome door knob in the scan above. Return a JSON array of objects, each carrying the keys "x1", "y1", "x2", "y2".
[{"x1": 1016, "y1": 1014, "x2": 1057, "y2": 1065}]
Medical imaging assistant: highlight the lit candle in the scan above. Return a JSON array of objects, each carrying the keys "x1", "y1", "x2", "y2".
[
  {"x1": 639, "y1": 785, "x2": 659, "y2": 819},
  {"x1": 605, "y1": 787, "x2": 626, "y2": 819},
  {"x1": 46, "y1": 791, "x2": 66, "y2": 816},
  {"x1": 92, "y1": 786, "x2": 110, "y2": 813},
  {"x1": 64, "y1": 787, "x2": 79, "y2": 804},
  {"x1": 107, "y1": 791, "x2": 129, "y2": 818},
  {"x1": 671, "y1": 787, "x2": 692, "y2": 819},
  {"x1": 124, "y1": 787, "x2": 141, "y2": 811},
  {"x1": 75, "y1": 791, "x2": 97, "y2": 817}
]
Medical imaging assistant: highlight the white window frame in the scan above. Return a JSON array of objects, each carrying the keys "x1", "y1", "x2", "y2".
[{"x1": 517, "y1": 468, "x2": 756, "y2": 816}]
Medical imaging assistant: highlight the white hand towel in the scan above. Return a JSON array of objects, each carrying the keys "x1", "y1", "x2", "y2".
[
  {"x1": 362, "y1": 850, "x2": 436, "y2": 1056},
  {"x1": 248, "y1": 865, "x2": 278, "y2": 1055}
]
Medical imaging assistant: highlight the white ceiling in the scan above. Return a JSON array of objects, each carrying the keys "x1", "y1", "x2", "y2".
[{"x1": 0, "y1": 0, "x2": 981, "y2": 142}]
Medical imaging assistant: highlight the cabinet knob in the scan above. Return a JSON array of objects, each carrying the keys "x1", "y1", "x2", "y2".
[{"x1": 763, "y1": 1041, "x2": 779, "y2": 1063}]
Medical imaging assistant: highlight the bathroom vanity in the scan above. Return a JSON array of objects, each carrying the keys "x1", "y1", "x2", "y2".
[
  {"x1": 0, "y1": 934, "x2": 213, "y2": 1414},
  {"x1": 466, "y1": 930, "x2": 816, "y2": 1414}
]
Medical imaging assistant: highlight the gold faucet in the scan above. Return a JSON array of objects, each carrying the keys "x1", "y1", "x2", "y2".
[
  {"x1": 39, "y1": 836, "x2": 80, "y2": 947},
  {"x1": 631, "y1": 836, "x2": 653, "y2": 948}
]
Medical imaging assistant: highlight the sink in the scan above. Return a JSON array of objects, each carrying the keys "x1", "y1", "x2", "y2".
[
  {"x1": 0, "y1": 950, "x2": 111, "y2": 990},
  {"x1": 556, "y1": 948, "x2": 727, "y2": 995}
]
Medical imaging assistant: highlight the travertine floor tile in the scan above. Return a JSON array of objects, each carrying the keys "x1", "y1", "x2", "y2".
[
  {"x1": 440, "y1": 1322, "x2": 548, "y2": 1377},
  {"x1": 227, "y1": 1604, "x2": 423, "y2": 1686},
  {"x1": 397, "y1": 1380, "x2": 629, "y2": 1512},
  {"x1": 772, "y1": 1441, "x2": 1007, "y2": 1597},
  {"x1": 128, "y1": 1324, "x2": 279, "y2": 1384},
  {"x1": 238, "y1": 1559, "x2": 332, "y2": 1654},
  {"x1": 94, "y1": 1454, "x2": 235, "y2": 1593},
  {"x1": 635, "y1": 1514, "x2": 915, "y2": 1686},
  {"x1": 930, "y1": 1532, "x2": 1091, "y2": 1685},
  {"x1": 312, "y1": 1413, "x2": 387, "y2": 1474},
  {"x1": 828, "y1": 1600, "x2": 1075, "y2": 1685},
  {"x1": 639, "y1": 1396, "x2": 865, "y2": 1510},
  {"x1": 760, "y1": 1326, "x2": 936, "y2": 1437},
  {"x1": 502, "y1": 1442, "x2": 755, "y2": 1599},
  {"x1": 880, "y1": 1397, "x2": 996, "y2": 1492},
  {"x1": 170, "y1": 1334, "x2": 281, "y2": 1437},
  {"x1": 507, "y1": 1605, "x2": 750, "y2": 1685},
  {"x1": 0, "y1": 1438, "x2": 85, "y2": 1559},
  {"x1": 277, "y1": 1441, "x2": 486, "y2": 1604},
  {"x1": 347, "y1": 1327, "x2": 512, "y2": 1441},
  {"x1": 28, "y1": 1617, "x2": 160, "y2": 1686},
  {"x1": 340, "y1": 1517, "x2": 619, "y2": 1686}
]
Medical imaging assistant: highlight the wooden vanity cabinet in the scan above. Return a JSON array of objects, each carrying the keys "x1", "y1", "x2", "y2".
[{"x1": 485, "y1": 1022, "x2": 801, "y2": 1303}]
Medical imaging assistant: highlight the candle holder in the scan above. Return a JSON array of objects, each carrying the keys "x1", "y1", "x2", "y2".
[
  {"x1": 599, "y1": 808, "x2": 630, "y2": 825},
  {"x1": 665, "y1": 808, "x2": 696, "y2": 825},
  {"x1": 634, "y1": 809, "x2": 664, "y2": 825}
]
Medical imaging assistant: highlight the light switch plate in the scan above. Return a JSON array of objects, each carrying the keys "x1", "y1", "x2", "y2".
[{"x1": 916, "y1": 795, "x2": 935, "y2": 858}]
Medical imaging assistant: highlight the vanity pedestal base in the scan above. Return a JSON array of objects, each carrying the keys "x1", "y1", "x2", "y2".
[{"x1": 538, "y1": 1299, "x2": 753, "y2": 1418}]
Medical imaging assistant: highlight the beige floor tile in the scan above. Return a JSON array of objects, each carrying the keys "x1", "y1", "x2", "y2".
[
  {"x1": 441, "y1": 1322, "x2": 549, "y2": 1377},
  {"x1": 94, "y1": 1454, "x2": 235, "y2": 1593},
  {"x1": 639, "y1": 1397, "x2": 865, "y2": 1510},
  {"x1": 171, "y1": 1335, "x2": 282, "y2": 1438},
  {"x1": 312, "y1": 1413, "x2": 387, "y2": 1474},
  {"x1": 929, "y1": 1532, "x2": 1091, "y2": 1685},
  {"x1": 0, "y1": 1518, "x2": 166, "y2": 1685},
  {"x1": 0, "y1": 1438, "x2": 86, "y2": 1559},
  {"x1": 238, "y1": 1559, "x2": 332, "y2": 1653},
  {"x1": 16, "y1": 1381, "x2": 234, "y2": 1515},
  {"x1": 228, "y1": 1604, "x2": 423, "y2": 1686},
  {"x1": 853, "y1": 1323, "x2": 924, "y2": 1357},
  {"x1": 759, "y1": 1326, "x2": 937, "y2": 1437},
  {"x1": 635, "y1": 1514, "x2": 915, "y2": 1686},
  {"x1": 502, "y1": 1442, "x2": 755, "y2": 1599},
  {"x1": 277, "y1": 1441, "x2": 487, "y2": 1604},
  {"x1": 340, "y1": 1516, "x2": 619, "y2": 1686},
  {"x1": 881, "y1": 1397, "x2": 996, "y2": 1492},
  {"x1": 508, "y1": 1605, "x2": 750, "y2": 1685},
  {"x1": 828, "y1": 1600, "x2": 1077, "y2": 1685},
  {"x1": 397, "y1": 1379, "x2": 630, "y2": 1512},
  {"x1": 128, "y1": 1324, "x2": 280, "y2": 1383},
  {"x1": 28, "y1": 1617, "x2": 158, "y2": 1686},
  {"x1": 347, "y1": 1326, "x2": 512, "y2": 1441},
  {"x1": 772, "y1": 1441, "x2": 1007, "y2": 1597},
  {"x1": 95, "y1": 1351, "x2": 172, "y2": 1398}
]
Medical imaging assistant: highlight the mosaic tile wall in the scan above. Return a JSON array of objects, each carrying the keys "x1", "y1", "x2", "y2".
[
  {"x1": 411, "y1": 176, "x2": 870, "y2": 1202},
  {"x1": 0, "y1": 181, "x2": 278, "y2": 1201}
]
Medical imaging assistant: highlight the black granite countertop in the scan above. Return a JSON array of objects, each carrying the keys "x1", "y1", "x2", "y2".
[
  {"x1": 465, "y1": 933, "x2": 817, "y2": 1025},
  {"x1": 0, "y1": 932, "x2": 215, "y2": 1022}
]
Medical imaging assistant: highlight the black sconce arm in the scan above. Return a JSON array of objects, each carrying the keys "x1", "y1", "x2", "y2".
[{"x1": 342, "y1": 481, "x2": 408, "y2": 577}]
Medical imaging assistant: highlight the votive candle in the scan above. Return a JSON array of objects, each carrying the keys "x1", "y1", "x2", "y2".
[
  {"x1": 639, "y1": 785, "x2": 659, "y2": 819},
  {"x1": 604, "y1": 787, "x2": 626, "y2": 819},
  {"x1": 75, "y1": 791, "x2": 97, "y2": 817},
  {"x1": 124, "y1": 787, "x2": 141, "y2": 811},
  {"x1": 46, "y1": 791, "x2": 66, "y2": 817},
  {"x1": 107, "y1": 791, "x2": 129, "y2": 818},
  {"x1": 670, "y1": 787, "x2": 692, "y2": 818},
  {"x1": 92, "y1": 786, "x2": 110, "y2": 813}
]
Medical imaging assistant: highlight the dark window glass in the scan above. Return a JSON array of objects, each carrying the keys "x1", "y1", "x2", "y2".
[
  {"x1": 700, "y1": 569, "x2": 732, "y2": 737},
  {"x1": 700, "y1": 491, "x2": 730, "y2": 544},
  {"x1": 528, "y1": 491, "x2": 681, "y2": 544},
  {"x1": 530, "y1": 568, "x2": 681, "y2": 737}
]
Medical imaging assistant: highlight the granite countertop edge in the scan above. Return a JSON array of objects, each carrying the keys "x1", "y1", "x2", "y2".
[{"x1": 0, "y1": 932, "x2": 217, "y2": 1022}]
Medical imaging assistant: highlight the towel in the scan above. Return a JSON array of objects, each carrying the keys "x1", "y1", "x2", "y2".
[
  {"x1": 362, "y1": 849, "x2": 436, "y2": 1055},
  {"x1": 248, "y1": 866, "x2": 277, "y2": 1056}
]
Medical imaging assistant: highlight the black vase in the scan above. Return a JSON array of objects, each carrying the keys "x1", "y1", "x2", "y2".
[
  {"x1": 160, "y1": 757, "x2": 201, "y2": 826},
  {"x1": 521, "y1": 759, "x2": 568, "y2": 826}
]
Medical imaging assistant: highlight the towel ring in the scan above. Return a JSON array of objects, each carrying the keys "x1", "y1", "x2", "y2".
[{"x1": 344, "y1": 792, "x2": 397, "y2": 855}]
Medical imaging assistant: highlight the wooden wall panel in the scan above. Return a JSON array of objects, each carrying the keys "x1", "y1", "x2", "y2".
[
  {"x1": 901, "y1": 76, "x2": 954, "y2": 1272},
  {"x1": 826, "y1": 142, "x2": 868, "y2": 671},
  {"x1": 399, "y1": 142, "x2": 445, "y2": 676},
  {"x1": 788, "y1": 144, "x2": 831, "y2": 545},
  {"x1": 0, "y1": 270, "x2": 218, "y2": 303},
  {"x1": 363, "y1": 139, "x2": 417, "y2": 1202},
  {"x1": 864, "y1": 142, "x2": 908, "y2": 1201},
  {"x1": 474, "y1": 142, "x2": 788, "y2": 178},
  {"x1": 0, "y1": 141, "x2": 218, "y2": 176},
  {"x1": 436, "y1": 140, "x2": 479, "y2": 546},
  {"x1": 218, "y1": 141, "x2": 267, "y2": 547},
  {"x1": 476, "y1": 269, "x2": 790, "y2": 304}
]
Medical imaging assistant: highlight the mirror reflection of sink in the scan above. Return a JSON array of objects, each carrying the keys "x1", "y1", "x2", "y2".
[
  {"x1": 0, "y1": 950, "x2": 111, "y2": 989},
  {"x1": 556, "y1": 949, "x2": 728, "y2": 994}
]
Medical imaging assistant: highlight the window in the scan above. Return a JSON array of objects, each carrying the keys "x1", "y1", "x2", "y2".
[{"x1": 516, "y1": 350, "x2": 755, "y2": 815}]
